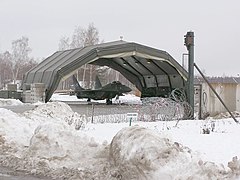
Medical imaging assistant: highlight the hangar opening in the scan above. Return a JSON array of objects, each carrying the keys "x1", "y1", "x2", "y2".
[{"x1": 22, "y1": 41, "x2": 188, "y2": 102}]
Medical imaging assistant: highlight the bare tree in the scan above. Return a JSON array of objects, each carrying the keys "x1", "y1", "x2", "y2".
[
  {"x1": 70, "y1": 26, "x2": 85, "y2": 49},
  {"x1": 0, "y1": 52, "x2": 12, "y2": 88},
  {"x1": 58, "y1": 23, "x2": 101, "y2": 89},
  {"x1": 70, "y1": 23, "x2": 101, "y2": 88},
  {"x1": 11, "y1": 36, "x2": 31, "y2": 83},
  {"x1": 84, "y1": 23, "x2": 100, "y2": 87},
  {"x1": 0, "y1": 37, "x2": 38, "y2": 89},
  {"x1": 58, "y1": 36, "x2": 70, "y2": 51},
  {"x1": 70, "y1": 23, "x2": 100, "y2": 48},
  {"x1": 18, "y1": 58, "x2": 38, "y2": 80},
  {"x1": 57, "y1": 24, "x2": 131, "y2": 90},
  {"x1": 84, "y1": 23, "x2": 100, "y2": 46}
]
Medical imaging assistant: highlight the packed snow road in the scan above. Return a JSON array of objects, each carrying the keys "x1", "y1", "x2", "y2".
[
  {"x1": 1, "y1": 104, "x2": 35, "y2": 114},
  {"x1": 2, "y1": 102, "x2": 138, "y2": 116}
]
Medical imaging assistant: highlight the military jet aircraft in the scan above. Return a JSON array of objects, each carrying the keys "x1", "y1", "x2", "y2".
[{"x1": 72, "y1": 75, "x2": 132, "y2": 104}]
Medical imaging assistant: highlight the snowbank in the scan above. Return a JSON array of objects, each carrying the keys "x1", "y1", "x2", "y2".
[
  {"x1": 27, "y1": 122, "x2": 103, "y2": 168},
  {"x1": 109, "y1": 126, "x2": 240, "y2": 180},
  {"x1": 1, "y1": 102, "x2": 240, "y2": 179},
  {"x1": 0, "y1": 102, "x2": 108, "y2": 179},
  {"x1": 109, "y1": 126, "x2": 187, "y2": 179},
  {"x1": 0, "y1": 108, "x2": 35, "y2": 147}
]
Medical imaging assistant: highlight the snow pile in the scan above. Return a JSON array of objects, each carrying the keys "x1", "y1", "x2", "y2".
[
  {"x1": 24, "y1": 102, "x2": 86, "y2": 130},
  {"x1": 24, "y1": 101, "x2": 76, "y2": 119},
  {"x1": 0, "y1": 103, "x2": 110, "y2": 179},
  {"x1": 0, "y1": 108, "x2": 35, "y2": 147},
  {"x1": 27, "y1": 122, "x2": 104, "y2": 169},
  {"x1": 109, "y1": 126, "x2": 188, "y2": 179},
  {"x1": 228, "y1": 156, "x2": 240, "y2": 176},
  {"x1": 109, "y1": 126, "x2": 239, "y2": 180},
  {"x1": 0, "y1": 102, "x2": 86, "y2": 148},
  {"x1": 0, "y1": 98, "x2": 23, "y2": 106}
]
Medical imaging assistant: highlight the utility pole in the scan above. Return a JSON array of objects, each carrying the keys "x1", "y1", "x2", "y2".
[{"x1": 184, "y1": 31, "x2": 194, "y2": 119}]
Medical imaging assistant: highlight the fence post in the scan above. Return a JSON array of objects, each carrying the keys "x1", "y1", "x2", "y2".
[{"x1": 91, "y1": 104, "x2": 95, "y2": 123}]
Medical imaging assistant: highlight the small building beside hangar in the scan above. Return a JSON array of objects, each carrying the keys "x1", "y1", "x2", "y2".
[{"x1": 195, "y1": 76, "x2": 240, "y2": 117}]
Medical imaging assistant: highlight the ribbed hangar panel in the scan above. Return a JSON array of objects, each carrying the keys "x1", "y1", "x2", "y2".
[{"x1": 22, "y1": 41, "x2": 188, "y2": 102}]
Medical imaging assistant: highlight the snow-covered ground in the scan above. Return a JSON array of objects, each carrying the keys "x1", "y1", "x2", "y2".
[{"x1": 1, "y1": 96, "x2": 240, "y2": 179}]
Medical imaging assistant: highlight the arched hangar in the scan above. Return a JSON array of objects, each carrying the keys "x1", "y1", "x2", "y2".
[{"x1": 22, "y1": 41, "x2": 188, "y2": 102}]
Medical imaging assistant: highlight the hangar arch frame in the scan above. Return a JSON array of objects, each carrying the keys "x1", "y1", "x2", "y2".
[{"x1": 22, "y1": 41, "x2": 188, "y2": 102}]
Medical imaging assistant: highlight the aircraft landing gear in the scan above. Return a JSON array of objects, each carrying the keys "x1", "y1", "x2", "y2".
[{"x1": 106, "y1": 99, "x2": 112, "y2": 105}]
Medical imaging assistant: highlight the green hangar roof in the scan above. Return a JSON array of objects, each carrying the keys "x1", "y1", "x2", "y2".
[{"x1": 22, "y1": 41, "x2": 188, "y2": 102}]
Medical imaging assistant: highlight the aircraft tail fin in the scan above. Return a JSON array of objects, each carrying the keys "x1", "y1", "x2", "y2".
[
  {"x1": 72, "y1": 75, "x2": 84, "y2": 91},
  {"x1": 94, "y1": 75, "x2": 102, "y2": 89}
]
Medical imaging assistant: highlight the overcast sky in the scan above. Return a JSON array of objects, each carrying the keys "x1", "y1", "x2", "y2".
[{"x1": 0, "y1": 0, "x2": 239, "y2": 76}]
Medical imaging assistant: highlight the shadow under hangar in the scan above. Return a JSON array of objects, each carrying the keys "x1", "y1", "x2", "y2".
[{"x1": 22, "y1": 41, "x2": 188, "y2": 102}]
